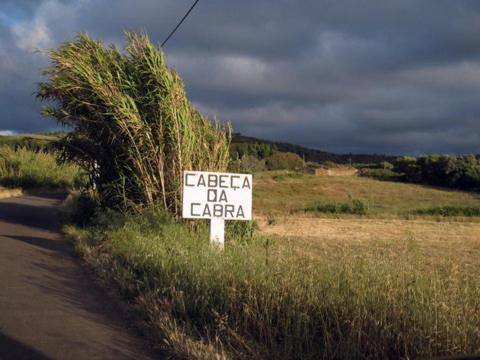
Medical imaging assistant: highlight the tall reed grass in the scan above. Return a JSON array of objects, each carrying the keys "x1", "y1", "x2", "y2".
[
  {"x1": 38, "y1": 32, "x2": 230, "y2": 213},
  {"x1": 66, "y1": 208, "x2": 480, "y2": 359}
]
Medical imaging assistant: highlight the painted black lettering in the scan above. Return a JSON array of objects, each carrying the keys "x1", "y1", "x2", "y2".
[
  {"x1": 185, "y1": 173, "x2": 196, "y2": 186},
  {"x1": 202, "y1": 204, "x2": 211, "y2": 217},
  {"x1": 218, "y1": 190, "x2": 228, "y2": 202},
  {"x1": 208, "y1": 174, "x2": 218, "y2": 187},
  {"x1": 242, "y1": 176, "x2": 251, "y2": 189},
  {"x1": 207, "y1": 189, "x2": 217, "y2": 202},
  {"x1": 225, "y1": 204, "x2": 234, "y2": 218},
  {"x1": 230, "y1": 175, "x2": 240, "y2": 190},
  {"x1": 213, "y1": 204, "x2": 223, "y2": 217},
  {"x1": 191, "y1": 203, "x2": 201, "y2": 216},
  {"x1": 198, "y1": 174, "x2": 206, "y2": 187},
  {"x1": 236, "y1": 205, "x2": 245, "y2": 218},
  {"x1": 219, "y1": 175, "x2": 228, "y2": 188}
]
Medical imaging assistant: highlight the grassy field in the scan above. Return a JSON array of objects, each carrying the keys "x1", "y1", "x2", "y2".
[
  {"x1": 259, "y1": 216, "x2": 480, "y2": 270},
  {"x1": 65, "y1": 171, "x2": 480, "y2": 359},
  {"x1": 0, "y1": 145, "x2": 84, "y2": 190},
  {"x1": 254, "y1": 171, "x2": 480, "y2": 217}
]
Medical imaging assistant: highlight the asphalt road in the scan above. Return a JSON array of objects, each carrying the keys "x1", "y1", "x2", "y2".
[{"x1": 0, "y1": 193, "x2": 158, "y2": 360}]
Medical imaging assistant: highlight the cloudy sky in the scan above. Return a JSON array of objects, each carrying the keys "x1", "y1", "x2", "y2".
[{"x1": 1, "y1": 0, "x2": 480, "y2": 155}]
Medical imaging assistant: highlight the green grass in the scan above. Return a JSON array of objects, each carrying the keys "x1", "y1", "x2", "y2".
[
  {"x1": 254, "y1": 170, "x2": 480, "y2": 217},
  {"x1": 0, "y1": 146, "x2": 85, "y2": 190},
  {"x1": 304, "y1": 199, "x2": 371, "y2": 215},
  {"x1": 66, "y1": 207, "x2": 480, "y2": 359},
  {"x1": 412, "y1": 205, "x2": 480, "y2": 217},
  {"x1": 0, "y1": 133, "x2": 60, "y2": 151}
]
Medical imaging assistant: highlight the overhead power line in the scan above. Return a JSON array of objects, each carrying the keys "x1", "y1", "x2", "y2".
[{"x1": 161, "y1": 0, "x2": 200, "y2": 47}]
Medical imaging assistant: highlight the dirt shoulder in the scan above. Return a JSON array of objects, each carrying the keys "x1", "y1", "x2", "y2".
[{"x1": 0, "y1": 187, "x2": 22, "y2": 199}]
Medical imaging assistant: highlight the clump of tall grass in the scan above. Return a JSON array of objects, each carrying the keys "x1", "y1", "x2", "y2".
[
  {"x1": 0, "y1": 145, "x2": 84, "y2": 189},
  {"x1": 304, "y1": 199, "x2": 371, "y2": 215},
  {"x1": 66, "y1": 208, "x2": 480, "y2": 359},
  {"x1": 38, "y1": 32, "x2": 230, "y2": 213}
]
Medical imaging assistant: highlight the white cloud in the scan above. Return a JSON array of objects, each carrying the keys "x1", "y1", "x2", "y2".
[
  {"x1": 12, "y1": 12, "x2": 52, "y2": 51},
  {"x1": 0, "y1": 130, "x2": 16, "y2": 136},
  {"x1": 10, "y1": 0, "x2": 84, "y2": 52}
]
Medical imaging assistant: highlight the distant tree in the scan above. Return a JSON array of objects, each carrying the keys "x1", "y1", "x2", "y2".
[
  {"x1": 265, "y1": 152, "x2": 305, "y2": 171},
  {"x1": 380, "y1": 161, "x2": 394, "y2": 170},
  {"x1": 394, "y1": 154, "x2": 480, "y2": 191},
  {"x1": 394, "y1": 156, "x2": 422, "y2": 183},
  {"x1": 229, "y1": 155, "x2": 266, "y2": 173}
]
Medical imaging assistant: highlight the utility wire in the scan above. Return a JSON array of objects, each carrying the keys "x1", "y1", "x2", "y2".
[{"x1": 161, "y1": 0, "x2": 200, "y2": 47}]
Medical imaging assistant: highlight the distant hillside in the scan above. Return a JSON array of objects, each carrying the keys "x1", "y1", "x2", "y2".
[
  {"x1": 0, "y1": 133, "x2": 60, "y2": 151},
  {"x1": 231, "y1": 133, "x2": 396, "y2": 165},
  {"x1": 1, "y1": 132, "x2": 396, "y2": 165}
]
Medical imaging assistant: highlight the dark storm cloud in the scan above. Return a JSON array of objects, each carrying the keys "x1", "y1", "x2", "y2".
[{"x1": 1, "y1": 0, "x2": 479, "y2": 154}]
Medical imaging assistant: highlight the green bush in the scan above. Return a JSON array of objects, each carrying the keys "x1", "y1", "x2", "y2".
[
  {"x1": 265, "y1": 151, "x2": 305, "y2": 171},
  {"x1": 229, "y1": 155, "x2": 266, "y2": 173},
  {"x1": 380, "y1": 161, "x2": 394, "y2": 170},
  {"x1": 62, "y1": 192, "x2": 100, "y2": 226},
  {"x1": 0, "y1": 146, "x2": 85, "y2": 189}
]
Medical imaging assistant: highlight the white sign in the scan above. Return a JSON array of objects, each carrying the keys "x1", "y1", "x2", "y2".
[{"x1": 182, "y1": 171, "x2": 252, "y2": 220}]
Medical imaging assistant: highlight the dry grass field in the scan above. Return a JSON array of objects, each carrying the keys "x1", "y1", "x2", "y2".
[
  {"x1": 258, "y1": 215, "x2": 480, "y2": 270},
  {"x1": 255, "y1": 170, "x2": 480, "y2": 272}
]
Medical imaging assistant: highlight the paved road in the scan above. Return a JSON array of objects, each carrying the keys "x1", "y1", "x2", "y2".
[{"x1": 0, "y1": 193, "x2": 158, "y2": 360}]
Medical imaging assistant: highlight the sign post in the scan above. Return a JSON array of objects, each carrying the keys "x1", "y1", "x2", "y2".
[
  {"x1": 209, "y1": 217, "x2": 225, "y2": 247},
  {"x1": 182, "y1": 171, "x2": 253, "y2": 249}
]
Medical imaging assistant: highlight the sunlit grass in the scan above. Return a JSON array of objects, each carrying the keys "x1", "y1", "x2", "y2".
[
  {"x1": 66, "y1": 207, "x2": 480, "y2": 359},
  {"x1": 0, "y1": 146, "x2": 85, "y2": 190}
]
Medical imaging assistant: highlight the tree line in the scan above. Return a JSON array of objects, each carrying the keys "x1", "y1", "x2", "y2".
[{"x1": 394, "y1": 155, "x2": 480, "y2": 191}]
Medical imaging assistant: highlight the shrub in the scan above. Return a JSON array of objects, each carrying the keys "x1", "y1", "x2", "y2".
[
  {"x1": 62, "y1": 192, "x2": 99, "y2": 226},
  {"x1": 38, "y1": 32, "x2": 230, "y2": 214},
  {"x1": 380, "y1": 161, "x2": 394, "y2": 170},
  {"x1": 229, "y1": 155, "x2": 266, "y2": 173},
  {"x1": 265, "y1": 151, "x2": 305, "y2": 171}
]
